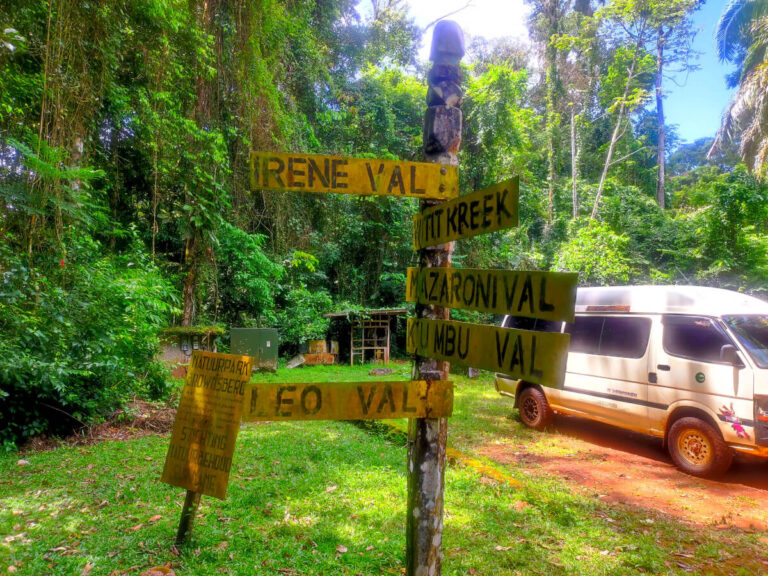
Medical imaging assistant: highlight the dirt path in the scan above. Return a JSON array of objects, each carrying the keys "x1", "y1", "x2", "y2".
[{"x1": 477, "y1": 414, "x2": 768, "y2": 533}]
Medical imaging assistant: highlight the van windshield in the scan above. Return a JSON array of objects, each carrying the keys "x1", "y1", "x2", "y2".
[{"x1": 723, "y1": 315, "x2": 768, "y2": 368}]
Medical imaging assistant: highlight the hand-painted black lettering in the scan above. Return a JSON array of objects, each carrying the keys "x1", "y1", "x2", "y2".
[
  {"x1": 410, "y1": 166, "x2": 426, "y2": 195},
  {"x1": 357, "y1": 386, "x2": 377, "y2": 416},
  {"x1": 469, "y1": 199, "x2": 480, "y2": 230},
  {"x1": 387, "y1": 166, "x2": 405, "y2": 195},
  {"x1": 529, "y1": 334, "x2": 543, "y2": 379},
  {"x1": 365, "y1": 163, "x2": 378, "y2": 192},
  {"x1": 446, "y1": 205, "x2": 458, "y2": 234},
  {"x1": 288, "y1": 157, "x2": 306, "y2": 188},
  {"x1": 539, "y1": 276, "x2": 555, "y2": 312},
  {"x1": 308, "y1": 158, "x2": 330, "y2": 188},
  {"x1": 402, "y1": 387, "x2": 417, "y2": 412},
  {"x1": 458, "y1": 202, "x2": 469, "y2": 234},
  {"x1": 518, "y1": 275, "x2": 535, "y2": 314},
  {"x1": 268, "y1": 157, "x2": 285, "y2": 188},
  {"x1": 495, "y1": 330, "x2": 509, "y2": 366},
  {"x1": 300, "y1": 385, "x2": 322, "y2": 415},
  {"x1": 496, "y1": 189, "x2": 512, "y2": 223},
  {"x1": 331, "y1": 159, "x2": 348, "y2": 189},
  {"x1": 276, "y1": 385, "x2": 296, "y2": 417},
  {"x1": 482, "y1": 193, "x2": 492, "y2": 228},
  {"x1": 427, "y1": 270, "x2": 440, "y2": 301}
]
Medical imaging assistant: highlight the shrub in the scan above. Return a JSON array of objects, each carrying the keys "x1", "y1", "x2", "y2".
[{"x1": 0, "y1": 235, "x2": 178, "y2": 449}]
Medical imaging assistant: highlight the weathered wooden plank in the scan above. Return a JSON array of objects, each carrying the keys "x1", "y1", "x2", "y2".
[
  {"x1": 406, "y1": 268, "x2": 577, "y2": 322},
  {"x1": 412, "y1": 177, "x2": 518, "y2": 249},
  {"x1": 242, "y1": 380, "x2": 453, "y2": 421},
  {"x1": 406, "y1": 317, "x2": 570, "y2": 389},
  {"x1": 161, "y1": 351, "x2": 252, "y2": 500},
  {"x1": 249, "y1": 151, "x2": 458, "y2": 200}
]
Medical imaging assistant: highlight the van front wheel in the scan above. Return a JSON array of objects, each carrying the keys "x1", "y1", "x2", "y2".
[
  {"x1": 517, "y1": 387, "x2": 553, "y2": 430},
  {"x1": 668, "y1": 417, "x2": 733, "y2": 478}
]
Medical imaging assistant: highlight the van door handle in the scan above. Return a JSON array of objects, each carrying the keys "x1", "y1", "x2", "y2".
[
  {"x1": 657, "y1": 364, "x2": 671, "y2": 371},
  {"x1": 648, "y1": 372, "x2": 657, "y2": 383}
]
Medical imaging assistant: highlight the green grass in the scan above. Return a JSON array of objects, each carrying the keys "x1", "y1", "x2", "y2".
[{"x1": 1, "y1": 363, "x2": 765, "y2": 575}]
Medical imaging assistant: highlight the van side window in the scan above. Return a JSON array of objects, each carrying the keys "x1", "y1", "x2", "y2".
[
  {"x1": 663, "y1": 316, "x2": 733, "y2": 363},
  {"x1": 566, "y1": 316, "x2": 651, "y2": 358},
  {"x1": 503, "y1": 316, "x2": 561, "y2": 333},
  {"x1": 600, "y1": 317, "x2": 652, "y2": 358},
  {"x1": 566, "y1": 316, "x2": 603, "y2": 354}
]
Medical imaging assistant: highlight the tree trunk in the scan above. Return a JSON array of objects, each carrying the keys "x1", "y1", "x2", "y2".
[
  {"x1": 656, "y1": 30, "x2": 666, "y2": 209},
  {"x1": 571, "y1": 107, "x2": 579, "y2": 218},
  {"x1": 591, "y1": 41, "x2": 641, "y2": 219},
  {"x1": 406, "y1": 20, "x2": 464, "y2": 576}
]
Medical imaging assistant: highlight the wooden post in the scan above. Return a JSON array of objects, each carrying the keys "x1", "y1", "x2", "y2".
[
  {"x1": 175, "y1": 489, "x2": 202, "y2": 545},
  {"x1": 406, "y1": 20, "x2": 464, "y2": 576}
]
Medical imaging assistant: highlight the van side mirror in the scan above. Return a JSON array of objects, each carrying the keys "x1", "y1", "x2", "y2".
[{"x1": 720, "y1": 344, "x2": 744, "y2": 367}]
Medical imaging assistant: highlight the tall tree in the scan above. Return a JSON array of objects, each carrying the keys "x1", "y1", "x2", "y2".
[
  {"x1": 648, "y1": 0, "x2": 700, "y2": 208},
  {"x1": 527, "y1": 0, "x2": 572, "y2": 224},
  {"x1": 712, "y1": 0, "x2": 768, "y2": 176}
]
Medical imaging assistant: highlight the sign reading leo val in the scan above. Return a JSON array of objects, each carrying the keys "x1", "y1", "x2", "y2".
[
  {"x1": 161, "y1": 351, "x2": 252, "y2": 500},
  {"x1": 407, "y1": 317, "x2": 570, "y2": 389},
  {"x1": 250, "y1": 151, "x2": 458, "y2": 200},
  {"x1": 406, "y1": 268, "x2": 577, "y2": 322},
  {"x1": 413, "y1": 177, "x2": 518, "y2": 249},
  {"x1": 243, "y1": 380, "x2": 453, "y2": 422}
]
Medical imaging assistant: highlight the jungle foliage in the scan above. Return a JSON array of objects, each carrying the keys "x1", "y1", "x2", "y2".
[{"x1": 1, "y1": 0, "x2": 767, "y2": 446}]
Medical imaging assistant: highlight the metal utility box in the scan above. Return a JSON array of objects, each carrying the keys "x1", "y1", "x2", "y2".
[{"x1": 230, "y1": 328, "x2": 279, "y2": 372}]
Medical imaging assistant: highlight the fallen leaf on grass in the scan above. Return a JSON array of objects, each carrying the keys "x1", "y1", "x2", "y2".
[
  {"x1": 127, "y1": 524, "x2": 144, "y2": 532},
  {"x1": 326, "y1": 485, "x2": 338, "y2": 493},
  {"x1": 215, "y1": 541, "x2": 228, "y2": 552},
  {"x1": 495, "y1": 545, "x2": 513, "y2": 551},
  {"x1": 81, "y1": 563, "x2": 93, "y2": 575},
  {"x1": 140, "y1": 566, "x2": 175, "y2": 576},
  {"x1": 336, "y1": 545, "x2": 348, "y2": 554},
  {"x1": 148, "y1": 515, "x2": 162, "y2": 523}
]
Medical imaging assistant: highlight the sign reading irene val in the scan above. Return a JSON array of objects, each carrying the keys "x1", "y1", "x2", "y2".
[
  {"x1": 407, "y1": 318, "x2": 570, "y2": 389},
  {"x1": 161, "y1": 351, "x2": 252, "y2": 500},
  {"x1": 413, "y1": 177, "x2": 519, "y2": 249},
  {"x1": 250, "y1": 151, "x2": 459, "y2": 200},
  {"x1": 243, "y1": 380, "x2": 453, "y2": 421},
  {"x1": 406, "y1": 268, "x2": 577, "y2": 322}
]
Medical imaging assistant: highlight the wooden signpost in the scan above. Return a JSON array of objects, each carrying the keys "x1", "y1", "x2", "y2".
[
  {"x1": 243, "y1": 380, "x2": 453, "y2": 421},
  {"x1": 160, "y1": 19, "x2": 576, "y2": 576},
  {"x1": 250, "y1": 151, "x2": 459, "y2": 200},
  {"x1": 413, "y1": 177, "x2": 519, "y2": 249}
]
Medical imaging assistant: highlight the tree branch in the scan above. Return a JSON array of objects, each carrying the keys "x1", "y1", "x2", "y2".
[
  {"x1": 609, "y1": 146, "x2": 647, "y2": 167},
  {"x1": 423, "y1": 1, "x2": 474, "y2": 32}
]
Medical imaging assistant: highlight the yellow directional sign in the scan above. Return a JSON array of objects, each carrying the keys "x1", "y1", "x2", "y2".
[
  {"x1": 161, "y1": 351, "x2": 252, "y2": 500},
  {"x1": 407, "y1": 318, "x2": 570, "y2": 389},
  {"x1": 413, "y1": 177, "x2": 518, "y2": 249},
  {"x1": 407, "y1": 268, "x2": 577, "y2": 322},
  {"x1": 250, "y1": 151, "x2": 459, "y2": 200},
  {"x1": 242, "y1": 380, "x2": 453, "y2": 421}
]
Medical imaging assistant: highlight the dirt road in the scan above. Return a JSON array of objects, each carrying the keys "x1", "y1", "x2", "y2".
[{"x1": 477, "y1": 414, "x2": 768, "y2": 532}]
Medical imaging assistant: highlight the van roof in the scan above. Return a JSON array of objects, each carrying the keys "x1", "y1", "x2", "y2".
[{"x1": 575, "y1": 285, "x2": 768, "y2": 316}]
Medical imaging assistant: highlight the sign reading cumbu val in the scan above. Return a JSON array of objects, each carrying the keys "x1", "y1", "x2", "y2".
[
  {"x1": 406, "y1": 317, "x2": 570, "y2": 389},
  {"x1": 161, "y1": 351, "x2": 252, "y2": 500}
]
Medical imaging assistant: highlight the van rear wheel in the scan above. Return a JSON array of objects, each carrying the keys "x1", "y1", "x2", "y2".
[
  {"x1": 518, "y1": 387, "x2": 553, "y2": 430},
  {"x1": 668, "y1": 417, "x2": 733, "y2": 478}
]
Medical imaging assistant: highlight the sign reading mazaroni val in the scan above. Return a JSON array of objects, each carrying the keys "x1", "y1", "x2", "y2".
[{"x1": 160, "y1": 20, "x2": 576, "y2": 575}]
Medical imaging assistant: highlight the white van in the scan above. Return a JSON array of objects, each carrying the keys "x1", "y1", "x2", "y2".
[{"x1": 495, "y1": 285, "x2": 768, "y2": 478}]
